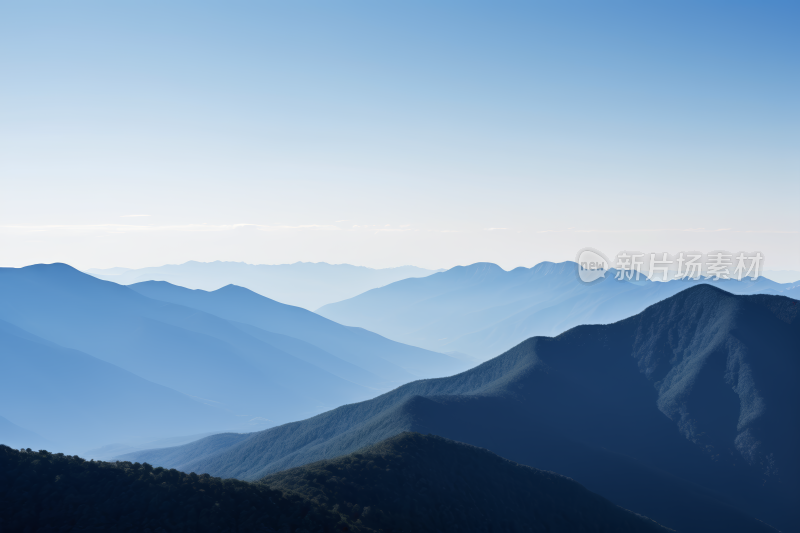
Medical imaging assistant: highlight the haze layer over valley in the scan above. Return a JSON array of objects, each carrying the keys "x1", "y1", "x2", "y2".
[{"x1": 86, "y1": 261, "x2": 441, "y2": 310}]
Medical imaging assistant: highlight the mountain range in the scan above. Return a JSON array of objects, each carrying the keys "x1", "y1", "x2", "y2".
[
  {"x1": 763, "y1": 269, "x2": 800, "y2": 283},
  {"x1": 123, "y1": 286, "x2": 799, "y2": 533},
  {"x1": 0, "y1": 263, "x2": 464, "y2": 452},
  {"x1": 86, "y1": 261, "x2": 441, "y2": 310},
  {"x1": 128, "y1": 280, "x2": 465, "y2": 381},
  {"x1": 317, "y1": 261, "x2": 800, "y2": 360}
]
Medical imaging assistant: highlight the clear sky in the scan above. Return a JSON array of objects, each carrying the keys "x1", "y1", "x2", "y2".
[{"x1": 1, "y1": 1, "x2": 798, "y2": 270}]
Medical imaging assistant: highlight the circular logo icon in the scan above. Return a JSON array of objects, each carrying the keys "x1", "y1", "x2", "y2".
[{"x1": 575, "y1": 247, "x2": 611, "y2": 284}]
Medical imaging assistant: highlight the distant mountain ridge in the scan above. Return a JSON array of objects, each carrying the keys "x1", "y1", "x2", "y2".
[
  {"x1": 86, "y1": 261, "x2": 441, "y2": 310},
  {"x1": 318, "y1": 260, "x2": 799, "y2": 359},
  {"x1": 124, "y1": 286, "x2": 799, "y2": 533}
]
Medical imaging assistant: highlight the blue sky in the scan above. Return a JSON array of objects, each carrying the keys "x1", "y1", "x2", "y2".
[{"x1": 1, "y1": 1, "x2": 798, "y2": 269}]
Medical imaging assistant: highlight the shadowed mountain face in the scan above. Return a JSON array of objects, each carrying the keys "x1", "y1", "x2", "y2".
[
  {"x1": 86, "y1": 260, "x2": 441, "y2": 310},
  {"x1": 261, "y1": 432, "x2": 671, "y2": 533},
  {"x1": 125, "y1": 286, "x2": 798, "y2": 533},
  {"x1": 1, "y1": 434, "x2": 671, "y2": 533},
  {"x1": 0, "y1": 445, "x2": 348, "y2": 533},
  {"x1": 317, "y1": 261, "x2": 797, "y2": 360}
]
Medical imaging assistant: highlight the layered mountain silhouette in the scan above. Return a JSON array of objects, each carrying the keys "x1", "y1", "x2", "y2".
[
  {"x1": 1, "y1": 434, "x2": 671, "y2": 533},
  {"x1": 81, "y1": 432, "x2": 221, "y2": 462},
  {"x1": 0, "y1": 263, "x2": 462, "y2": 451},
  {"x1": 87, "y1": 260, "x2": 441, "y2": 310},
  {"x1": 317, "y1": 261, "x2": 797, "y2": 359},
  {"x1": 125, "y1": 286, "x2": 799, "y2": 532},
  {"x1": 128, "y1": 280, "x2": 466, "y2": 381}
]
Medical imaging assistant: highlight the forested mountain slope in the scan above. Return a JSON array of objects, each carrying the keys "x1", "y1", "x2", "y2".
[
  {"x1": 0, "y1": 445, "x2": 346, "y2": 533},
  {"x1": 0, "y1": 436, "x2": 672, "y2": 533},
  {"x1": 262, "y1": 432, "x2": 671, "y2": 533}
]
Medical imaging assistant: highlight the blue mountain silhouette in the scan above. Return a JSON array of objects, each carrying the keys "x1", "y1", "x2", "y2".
[
  {"x1": 318, "y1": 261, "x2": 797, "y2": 359},
  {"x1": 128, "y1": 280, "x2": 466, "y2": 380},
  {"x1": 0, "y1": 264, "x2": 463, "y2": 451}
]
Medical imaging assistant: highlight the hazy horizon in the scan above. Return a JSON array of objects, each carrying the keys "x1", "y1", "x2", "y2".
[
  {"x1": 3, "y1": 259, "x2": 799, "y2": 284},
  {"x1": 2, "y1": 1, "x2": 798, "y2": 271},
  {"x1": 82, "y1": 260, "x2": 446, "y2": 274}
]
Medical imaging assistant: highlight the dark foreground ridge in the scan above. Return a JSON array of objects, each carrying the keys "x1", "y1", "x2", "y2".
[
  {"x1": 261, "y1": 432, "x2": 670, "y2": 533},
  {"x1": 0, "y1": 445, "x2": 344, "y2": 533},
  {"x1": 0, "y1": 434, "x2": 670, "y2": 533}
]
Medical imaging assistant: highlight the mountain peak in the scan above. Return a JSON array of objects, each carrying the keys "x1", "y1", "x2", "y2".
[
  {"x1": 20, "y1": 262, "x2": 83, "y2": 274},
  {"x1": 215, "y1": 283, "x2": 275, "y2": 300},
  {"x1": 459, "y1": 262, "x2": 505, "y2": 270},
  {"x1": 132, "y1": 279, "x2": 182, "y2": 288},
  {"x1": 443, "y1": 262, "x2": 506, "y2": 278},
  {"x1": 647, "y1": 282, "x2": 735, "y2": 310},
  {"x1": 529, "y1": 260, "x2": 576, "y2": 276},
  {"x1": 3, "y1": 262, "x2": 123, "y2": 291}
]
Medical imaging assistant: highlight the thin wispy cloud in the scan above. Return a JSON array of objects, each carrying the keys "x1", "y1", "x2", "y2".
[
  {"x1": 2, "y1": 224, "x2": 795, "y2": 237},
  {"x1": 533, "y1": 228, "x2": 794, "y2": 234},
  {"x1": 0, "y1": 223, "x2": 342, "y2": 234},
  {"x1": 0, "y1": 223, "x2": 471, "y2": 239}
]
